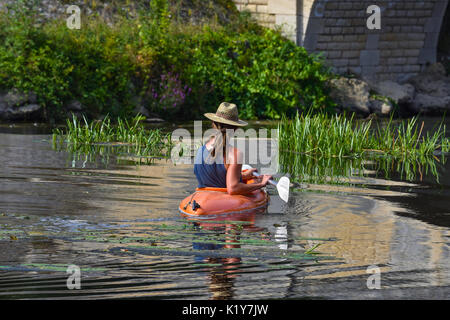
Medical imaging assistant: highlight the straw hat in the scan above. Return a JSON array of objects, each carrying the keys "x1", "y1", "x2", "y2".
[{"x1": 204, "y1": 102, "x2": 248, "y2": 127}]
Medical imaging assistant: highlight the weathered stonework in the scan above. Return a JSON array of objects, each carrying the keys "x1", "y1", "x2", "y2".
[
  {"x1": 234, "y1": 0, "x2": 276, "y2": 28},
  {"x1": 234, "y1": 0, "x2": 299, "y2": 42},
  {"x1": 233, "y1": 0, "x2": 449, "y2": 82}
]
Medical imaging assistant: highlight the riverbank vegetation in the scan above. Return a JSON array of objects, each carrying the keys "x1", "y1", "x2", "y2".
[
  {"x1": 52, "y1": 115, "x2": 173, "y2": 161},
  {"x1": 0, "y1": 0, "x2": 334, "y2": 122},
  {"x1": 5, "y1": 1, "x2": 449, "y2": 184},
  {"x1": 52, "y1": 114, "x2": 449, "y2": 183},
  {"x1": 278, "y1": 113, "x2": 449, "y2": 159},
  {"x1": 278, "y1": 113, "x2": 449, "y2": 183}
]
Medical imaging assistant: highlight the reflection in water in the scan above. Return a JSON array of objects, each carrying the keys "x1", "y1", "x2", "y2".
[
  {"x1": 195, "y1": 223, "x2": 241, "y2": 300},
  {"x1": 0, "y1": 131, "x2": 449, "y2": 299},
  {"x1": 283, "y1": 191, "x2": 449, "y2": 298},
  {"x1": 279, "y1": 151, "x2": 444, "y2": 185},
  {"x1": 206, "y1": 258, "x2": 237, "y2": 300},
  {"x1": 190, "y1": 216, "x2": 270, "y2": 300}
]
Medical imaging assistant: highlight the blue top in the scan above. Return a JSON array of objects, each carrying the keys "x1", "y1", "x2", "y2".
[{"x1": 194, "y1": 145, "x2": 228, "y2": 188}]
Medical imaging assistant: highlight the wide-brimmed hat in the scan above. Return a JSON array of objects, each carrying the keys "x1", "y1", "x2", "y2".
[{"x1": 204, "y1": 102, "x2": 248, "y2": 127}]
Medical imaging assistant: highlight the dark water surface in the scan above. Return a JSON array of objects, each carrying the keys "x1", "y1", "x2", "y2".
[{"x1": 0, "y1": 120, "x2": 449, "y2": 299}]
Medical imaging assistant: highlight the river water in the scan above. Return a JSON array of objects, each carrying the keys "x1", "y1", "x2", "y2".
[{"x1": 0, "y1": 119, "x2": 449, "y2": 299}]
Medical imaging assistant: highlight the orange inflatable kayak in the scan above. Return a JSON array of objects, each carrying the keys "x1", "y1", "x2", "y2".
[{"x1": 179, "y1": 179, "x2": 269, "y2": 218}]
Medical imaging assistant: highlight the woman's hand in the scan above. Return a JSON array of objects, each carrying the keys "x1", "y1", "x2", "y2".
[
  {"x1": 260, "y1": 174, "x2": 273, "y2": 187},
  {"x1": 242, "y1": 168, "x2": 258, "y2": 180},
  {"x1": 249, "y1": 172, "x2": 272, "y2": 186}
]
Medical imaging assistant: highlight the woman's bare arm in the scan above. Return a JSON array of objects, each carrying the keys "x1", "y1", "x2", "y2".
[{"x1": 225, "y1": 148, "x2": 272, "y2": 195}]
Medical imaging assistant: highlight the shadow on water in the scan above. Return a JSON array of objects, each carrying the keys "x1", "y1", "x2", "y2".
[{"x1": 0, "y1": 118, "x2": 449, "y2": 299}]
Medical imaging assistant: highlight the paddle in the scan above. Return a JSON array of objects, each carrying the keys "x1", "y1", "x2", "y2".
[{"x1": 242, "y1": 165, "x2": 290, "y2": 203}]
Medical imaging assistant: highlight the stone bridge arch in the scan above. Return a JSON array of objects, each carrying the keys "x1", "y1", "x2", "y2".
[{"x1": 233, "y1": 0, "x2": 449, "y2": 82}]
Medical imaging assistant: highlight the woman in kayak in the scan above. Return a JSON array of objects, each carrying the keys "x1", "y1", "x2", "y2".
[{"x1": 194, "y1": 102, "x2": 272, "y2": 195}]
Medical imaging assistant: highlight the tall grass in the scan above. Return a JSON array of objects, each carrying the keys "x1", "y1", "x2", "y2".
[
  {"x1": 442, "y1": 138, "x2": 450, "y2": 153},
  {"x1": 278, "y1": 113, "x2": 448, "y2": 183},
  {"x1": 52, "y1": 115, "x2": 173, "y2": 161},
  {"x1": 278, "y1": 113, "x2": 371, "y2": 159},
  {"x1": 278, "y1": 113, "x2": 447, "y2": 159}
]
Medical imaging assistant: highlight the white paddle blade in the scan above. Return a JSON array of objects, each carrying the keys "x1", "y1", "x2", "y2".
[{"x1": 277, "y1": 177, "x2": 290, "y2": 203}]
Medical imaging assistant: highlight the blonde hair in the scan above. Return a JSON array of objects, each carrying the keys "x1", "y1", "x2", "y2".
[{"x1": 208, "y1": 121, "x2": 237, "y2": 164}]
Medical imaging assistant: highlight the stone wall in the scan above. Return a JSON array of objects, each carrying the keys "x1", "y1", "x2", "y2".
[
  {"x1": 233, "y1": 0, "x2": 298, "y2": 42},
  {"x1": 233, "y1": 0, "x2": 449, "y2": 82},
  {"x1": 233, "y1": 0, "x2": 275, "y2": 29}
]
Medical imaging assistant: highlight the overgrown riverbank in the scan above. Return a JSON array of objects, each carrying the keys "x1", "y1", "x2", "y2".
[{"x1": 0, "y1": 0, "x2": 334, "y2": 123}]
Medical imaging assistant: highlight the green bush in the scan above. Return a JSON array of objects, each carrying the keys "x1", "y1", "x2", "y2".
[
  {"x1": 0, "y1": 3, "x2": 73, "y2": 118},
  {"x1": 182, "y1": 27, "x2": 335, "y2": 119},
  {"x1": 0, "y1": 0, "x2": 335, "y2": 122},
  {"x1": 50, "y1": 19, "x2": 139, "y2": 119}
]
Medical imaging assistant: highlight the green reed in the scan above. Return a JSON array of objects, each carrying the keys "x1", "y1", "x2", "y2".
[
  {"x1": 52, "y1": 115, "x2": 173, "y2": 160},
  {"x1": 278, "y1": 113, "x2": 447, "y2": 159},
  {"x1": 278, "y1": 113, "x2": 448, "y2": 183},
  {"x1": 442, "y1": 138, "x2": 450, "y2": 153}
]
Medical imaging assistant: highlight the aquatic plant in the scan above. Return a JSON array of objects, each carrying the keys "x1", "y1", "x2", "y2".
[
  {"x1": 278, "y1": 113, "x2": 447, "y2": 159},
  {"x1": 442, "y1": 138, "x2": 450, "y2": 153},
  {"x1": 278, "y1": 113, "x2": 448, "y2": 183},
  {"x1": 52, "y1": 115, "x2": 173, "y2": 160}
]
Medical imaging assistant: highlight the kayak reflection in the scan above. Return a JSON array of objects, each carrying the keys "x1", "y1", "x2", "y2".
[{"x1": 188, "y1": 212, "x2": 266, "y2": 300}]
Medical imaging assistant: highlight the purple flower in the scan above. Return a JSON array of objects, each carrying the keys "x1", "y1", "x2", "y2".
[{"x1": 148, "y1": 70, "x2": 191, "y2": 112}]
